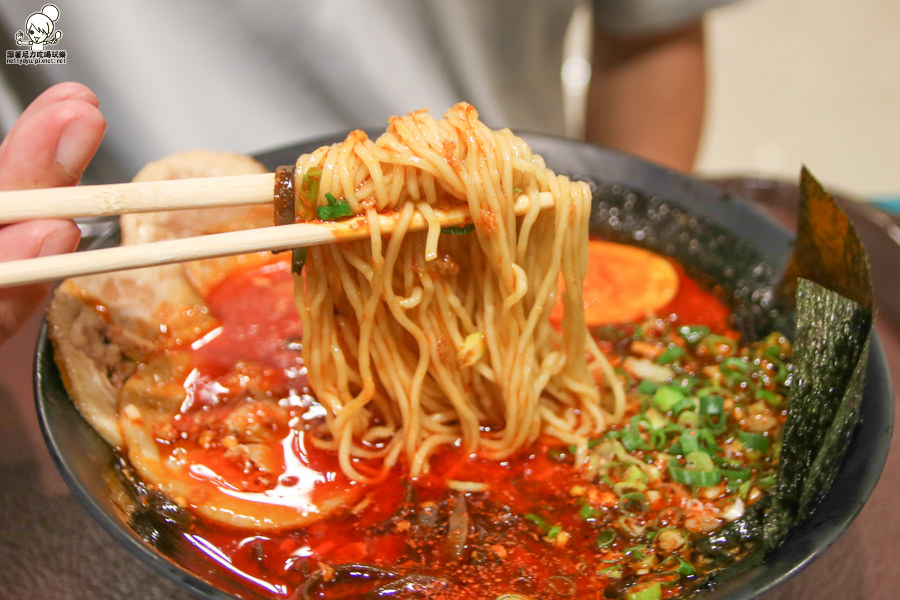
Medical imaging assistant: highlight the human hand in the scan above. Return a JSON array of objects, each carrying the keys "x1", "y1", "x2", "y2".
[
  {"x1": 587, "y1": 21, "x2": 706, "y2": 172},
  {"x1": 0, "y1": 82, "x2": 105, "y2": 343}
]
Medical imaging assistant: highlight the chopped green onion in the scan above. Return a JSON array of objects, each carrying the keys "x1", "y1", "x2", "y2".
[
  {"x1": 596, "y1": 529, "x2": 617, "y2": 548},
  {"x1": 301, "y1": 167, "x2": 321, "y2": 189},
  {"x1": 654, "y1": 423, "x2": 683, "y2": 450},
  {"x1": 524, "y1": 513, "x2": 551, "y2": 533},
  {"x1": 762, "y1": 355, "x2": 790, "y2": 383},
  {"x1": 658, "y1": 573, "x2": 683, "y2": 589},
  {"x1": 738, "y1": 430, "x2": 770, "y2": 452},
  {"x1": 674, "y1": 374, "x2": 699, "y2": 393},
  {"x1": 619, "y1": 492, "x2": 649, "y2": 514},
  {"x1": 316, "y1": 195, "x2": 354, "y2": 220},
  {"x1": 638, "y1": 379, "x2": 658, "y2": 395},
  {"x1": 775, "y1": 361, "x2": 790, "y2": 384},
  {"x1": 702, "y1": 334, "x2": 738, "y2": 356},
  {"x1": 702, "y1": 413, "x2": 729, "y2": 436},
  {"x1": 771, "y1": 439, "x2": 783, "y2": 461},
  {"x1": 597, "y1": 564, "x2": 622, "y2": 578},
  {"x1": 677, "y1": 411, "x2": 700, "y2": 428},
  {"x1": 721, "y1": 467, "x2": 752, "y2": 481},
  {"x1": 625, "y1": 464, "x2": 648, "y2": 482},
  {"x1": 625, "y1": 581, "x2": 661, "y2": 600},
  {"x1": 644, "y1": 409, "x2": 669, "y2": 430},
  {"x1": 578, "y1": 502, "x2": 600, "y2": 520},
  {"x1": 441, "y1": 223, "x2": 476, "y2": 235},
  {"x1": 624, "y1": 544, "x2": 646, "y2": 561},
  {"x1": 756, "y1": 388, "x2": 786, "y2": 407},
  {"x1": 546, "y1": 525, "x2": 563, "y2": 539},
  {"x1": 620, "y1": 427, "x2": 648, "y2": 452},
  {"x1": 757, "y1": 474, "x2": 776, "y2": 490},
  {"x1": 699, "y1": 395, "x2": 724, "y2": 416},
  {"x1": 676, "y1": 431, "x2": 701, "y2": 455},
  {"x1": 631, "y1": 414, "x2": 654, "y2": 431},
  {"x1": 649, "y1": 428, "x2": 669, "y2": 450},
  {"x1": 696, "y1": 384, "x2": 726, "y2": 397},
  {"x1": 696, "y1": 428, "x2": 722, "y2": 453},
  {"x1": 547, "y1": 447, "x2": 569, "y2": 462},
  {"x1": 668, "y1": 456, "x2": 721, "y2": 487},
  {"x1": 684, "y1": 451, "x2": 715, "y2": 471},
  {"x1": 676, "y1": 556, "x2": 696, "y2": 576},
  {"x1": 316, "y1": 205, "x2": 353, "y2": 220},
  {"x1": 670, "y1": 396, "x2": 695, "y2": 414},
  {"x1": 720, "y1": 356, "x2": 750, "y2": 379},
  {"x1": 639, "y1": 395, "x2": 652, "y2": 414},
  {"x1": 668, "y1": 465, "x2": 721, "y2": 487},
  {"x1": 298, "y1": 167, "x2": 321, "y2": 219},
  {"x1": 656, "y1": 346, "x2": 685, "y2": 365},
  {"x1": 695, "y1": 470, "x2": 722, "y2": 486},
  {"x1": 653, "y1": 386, "x2": 685, "y2": 413},
  {"x1": 678, "y1": 325, "x2": 710, "y2": 345},
  {"x1": 663, "y1": 423, "x2": 686, "y2": 435}
]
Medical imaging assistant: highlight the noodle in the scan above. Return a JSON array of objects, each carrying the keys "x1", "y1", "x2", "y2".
[{"x1": 292, "y1": 103, "x2": 625, "y2": 481}]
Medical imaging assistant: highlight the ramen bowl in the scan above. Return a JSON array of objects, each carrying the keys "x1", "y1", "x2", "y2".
[{"x1": 35, "y1": 134, "x2": 893, "y2": 599}]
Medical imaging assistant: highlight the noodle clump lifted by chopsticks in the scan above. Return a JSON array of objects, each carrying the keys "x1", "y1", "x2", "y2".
[{"x1": 292, "y1": 103, "x2": 625, "y2": 481}]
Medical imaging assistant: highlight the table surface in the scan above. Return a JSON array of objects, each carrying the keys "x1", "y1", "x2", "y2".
[{"x1": 1, "y1": 181, "x2": 898, "y2": 599}]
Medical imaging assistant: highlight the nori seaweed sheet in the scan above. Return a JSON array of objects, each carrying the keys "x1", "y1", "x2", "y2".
[
  {"x1": 764, "y1": 169, "x2": 873, "y2": 548},
  {"x1": 765, "y1": 280, "x2": 872, "y2": 547},
  {"x1": 778, "y1": 168, "x2": 873, "y2": 311},
  {"x1": 584, "y1": 169, "x2": 874, "y2": 594}
]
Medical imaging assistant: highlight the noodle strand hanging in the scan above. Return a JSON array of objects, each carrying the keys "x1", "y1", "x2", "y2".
[{"x1": 291, "y1": 103, "x2": 624, "y2": 481}]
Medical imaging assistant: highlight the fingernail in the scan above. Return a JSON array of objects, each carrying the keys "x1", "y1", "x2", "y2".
[
  {"x1": 55, "y1": 118, "x2": 97, "y2": 177},
  {"x1": 38, "y1": 224, "x2": 80, "y2": 257}
]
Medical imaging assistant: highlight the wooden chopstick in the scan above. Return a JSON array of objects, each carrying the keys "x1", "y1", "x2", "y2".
[
  {"x1": 0, "y1": 193, "x2": 554, "y2": 288},
  {"x1": 0, "y1": 173, "x2": 275, "y2": 223}
]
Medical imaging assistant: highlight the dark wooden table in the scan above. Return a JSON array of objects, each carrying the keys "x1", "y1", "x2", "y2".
[{"x1": 1, "y1": 180, "x2": 897, "y2": 598}]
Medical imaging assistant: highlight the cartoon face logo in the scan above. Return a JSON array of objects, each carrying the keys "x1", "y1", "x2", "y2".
[{"x1": 15, "y1": 4, "x2": 63, "y2": 52}]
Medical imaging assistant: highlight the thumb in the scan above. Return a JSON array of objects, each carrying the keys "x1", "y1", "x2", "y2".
[
  {"x1": 0, "y1": 97, "x2": 105, "y2": 190},
  {"x1": 0, "y1": 89, "x2": 103, "y2": 250},
  {"x1": 0, "y1": 83, "x2": 105, "y2": 343}
]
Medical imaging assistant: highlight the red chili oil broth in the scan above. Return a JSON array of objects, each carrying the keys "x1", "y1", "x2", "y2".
[{"x1": 151, "y1": 245, "x2": 742, "y2": 599}]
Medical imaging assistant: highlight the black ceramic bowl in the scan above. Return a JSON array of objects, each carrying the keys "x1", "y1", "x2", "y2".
[{"x1": 35, "y1": 134, "x2": 893, "y2": 599}]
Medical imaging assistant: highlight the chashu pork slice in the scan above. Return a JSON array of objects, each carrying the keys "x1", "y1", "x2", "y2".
[
  {"x1": 48, "y1": 150, "x2": 363, "y2": 530},
  {"x1": 48, "y1": 150, "x2": 271, "y2": 447}
]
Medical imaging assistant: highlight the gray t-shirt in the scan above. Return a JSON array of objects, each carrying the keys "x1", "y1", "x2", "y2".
[{"x1": 0, "y1": 0, "x2": 734, "y2": 182}]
